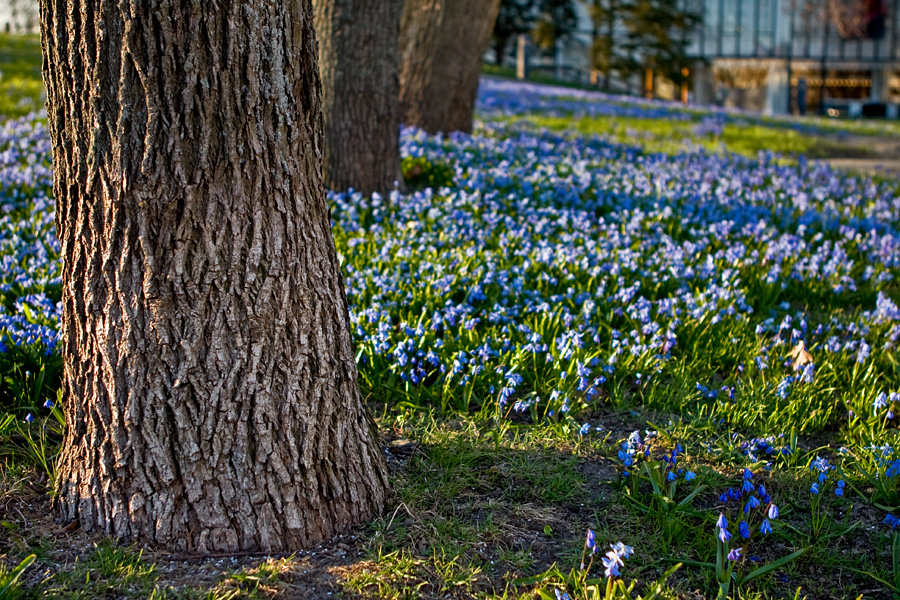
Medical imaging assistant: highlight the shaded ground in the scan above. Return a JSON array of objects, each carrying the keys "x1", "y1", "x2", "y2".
[{"x1": 2, "y1": 412, "x2": 896, "y2": 600}]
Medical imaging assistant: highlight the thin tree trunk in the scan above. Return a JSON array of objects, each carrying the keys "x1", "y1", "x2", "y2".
[
  {"x1": 495, "y1": 36, "x2": 509, "y2": 67},
  {"x1": 399, "y1": 0, "x2": 501, "y2": 134},
  {"x1": 40, "y1": 0, "x2": 388, "y2": 552},
  {"x1": 314, "y1": 0, "x2": 404, "y2": 196}
]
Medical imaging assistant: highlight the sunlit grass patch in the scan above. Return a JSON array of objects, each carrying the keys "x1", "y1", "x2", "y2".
[{"x1": 0, "y1": 34, "x2": 43, "y2": 119}]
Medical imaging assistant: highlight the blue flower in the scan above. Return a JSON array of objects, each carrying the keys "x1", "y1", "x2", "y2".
[
  {"x1": 717, "y1": 513, "x2": 729, "y2": 530},
  {"x1": 885, "y1": 514, "x2": 900, "y2": 530},
  {"x1": 585, "y1": 529, "x2": 597, "y2": 553},
  {"x1": 739, "y1": 521, "x2": 750, "y2": 539},
  {"x1": 760, "y1": 519, "x2": 772, "y2": 535},
  {"x1": 810, "y1": 483, "x2": 820, "y2": 495},
  {"x1": 601, "y1": 551, "x2": 623, "y2": 578},
  {"x1": 43, "y1": 399, "x2": 53, "y2": 409},
  {"x1": 24, "y1": 413, "x2": 34, "y2": 423},
  {"x1": 554, "y1": 588, "x2": 571, "y2": 600},
  {"x1": 718, "y1": 526, "x2": 732, "y2": 543},
  {"x1": 741, "y1": 479, "x2": 755, "y2": 494},
  {"x1": 768, "y1": 504, "x2": 779, "y2": 519},
  {"x1": 610, "y1": 542, "x2": 634, "y2": 558},
  {"x1": 684, "y1": 471, "x2": 696, "y2": 482},
  {"x1": 727, "y1": 547, "x2": 742, "y2": 561}
]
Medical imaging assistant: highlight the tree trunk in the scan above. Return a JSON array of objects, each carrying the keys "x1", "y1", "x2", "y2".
[
  {"x1": 40, "y1": 0, "x2": 389, "y2": 553},
  {"x1": 314, "y1": 0, "x2": 404, "y2": 196},
  {"x1": 399, "y1": 0, "x2": 501, "y2": 134},
  {"x1": 494, "y1": 36, "x2": 509, "y2": 67}
]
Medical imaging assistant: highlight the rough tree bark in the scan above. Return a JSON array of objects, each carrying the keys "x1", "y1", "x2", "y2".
[
  {"x1": 399, "y1": 0, "x2": 501, "y2": 134},
  {"x1": 314, "y1": 0, "x2": 404, "y2": 195},
  {"x1": 40, "y1": 0, "x2": 389, "y2": 552}
]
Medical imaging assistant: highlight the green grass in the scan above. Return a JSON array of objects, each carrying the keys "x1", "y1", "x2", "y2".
[
  {"x1": 0, "y1": 33, "x2": 43, "y2": 118},
  {"x1": 513, "y1": 113, "x2": 864, "y2": 160}
]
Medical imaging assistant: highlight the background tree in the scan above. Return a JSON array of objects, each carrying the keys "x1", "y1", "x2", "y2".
[
  {"x1": 40, "y1": 0, "x2": 389, "y2": 552},
  {"x1": 530, "y1": 0, "x2": 577, "y2": 51},
  {"x1": 492, "y1": 0, "x2": 538, "y2": 66},
  {"x1": 622, "y1": 0, "x2": 700, "y2": 87},
  {"x1": 584, "y1": 0, "x2": 630, "y2": 90},
  {"x1": 399, "y1": 0, "x2": 502, "y2": 134},
  {"x1": 314, "y1": 0, "x2": 404, "y2": 195}
]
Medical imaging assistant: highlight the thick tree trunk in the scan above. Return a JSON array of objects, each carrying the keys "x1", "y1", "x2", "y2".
[
  {"x1": 399, "y1": 0, "x2": 501, "y2": 134},
  {"x1": 314, "y1": 0, "x2": 404, "y2": 196},
  {"x1": 40, "y1": 0, "x2": 389, "y2": 552}
]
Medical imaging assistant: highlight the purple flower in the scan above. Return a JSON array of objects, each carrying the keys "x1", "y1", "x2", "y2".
[{"x1": 727, "y1": 547, "x2": 743, "y2": 561}]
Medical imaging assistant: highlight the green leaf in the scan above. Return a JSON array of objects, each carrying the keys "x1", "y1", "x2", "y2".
[
  {"x1": 511, "y1": 564, "x2": 561, "y2": 586},
  {"x1": 820, "y1": 521, "x2": 859, "y2": 541},
  {"x1": 642, "y1": 563, "x2": 681, "y2": 600},
  {"x1": 742, "y1": 547, "x2": 808, "y2": 583},
  {"x1": 0, "y1": 554, "x2": 36, "y2": 598},
  {"x1": 677, "y1": 484, "x2": 706, "y2": 507},
  {"x1": 644, "y1": 463, "x2": 663, "y2": 497},
  {"x1": 893, "y1": 532, "x2": 900, "y2": 590},
  {"x1": 663, "y1": 557, "x2": 715, "y2": 569}
]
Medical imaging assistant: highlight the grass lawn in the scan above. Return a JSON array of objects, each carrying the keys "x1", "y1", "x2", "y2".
[
  {"x1": 0, "y1": 33, "x2": 43, "y2": 118},
  {"x1": 3, "y1": 36, "x2": 900, "y2": 600}
]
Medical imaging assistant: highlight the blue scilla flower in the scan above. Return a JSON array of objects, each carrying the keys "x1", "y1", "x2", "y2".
[
  {"x1": 685, "y1": 471, "x2": 696, "y2": 482},
  {"x1": 745, "y1": 496, "x2": 761, "y2": 511},
  {"x1": 739, "y1": 521, "x2": 750, "y2": 539},
  {"x1": 585, "y1": 529, "x2": 597, "y2": 553},
  {"x1": 24, "y1": 413, "x2": 34, "y2": 423},
  {"x1": 885, "y1": 514, "x2": 900, "y2": 530},
  {"x1": 610, "y1": 542, "x2": 634, "y2": 558},
  {"x1": 43, "y1": 399, "x2": 53, "y2": 409},
  {"x1": 727, "y1": 547, "x2": 742, "y2": 561},
  {"x1": 761, "y1": 519, "x2": 772, "y2": 535},
  {"x1": 579, "y1": 423, "x2": 590, "y2": 436},
  {"x1": 810, "y1": 482, "x2": 820, "y2": 494},
  {"x1": 768, "y1": 504, "x2": 779, "y2": 519},
  {"x1": 810, "y1": 456, "x2": 830, "y2": 473},
  {"x1": 718, "y1": 525, "x2": 732, "y2": 543},
  {"x1": 666, "y1": 470, "x2": 677, "y2": 482},
  {"x1": 717, "y1": 514, "x2": 729, "y2": 529},
  {"x1": 601, "y1": 550, "x2": 623, "y2": 578},
  {"x1": 554, "y1": 588, "x2": 571, "y2": 600},
  {"x1": 741, "y1": 478, "x2": 755, "y2": 494}
]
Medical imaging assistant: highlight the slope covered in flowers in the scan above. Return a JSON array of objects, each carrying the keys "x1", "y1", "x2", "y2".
[
  {"x1": 3, "y1": 78, "x2": 900, "y2": 597},
  {"x1": 3, "y1": 82, "x2": 900, "y2": 442}
]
